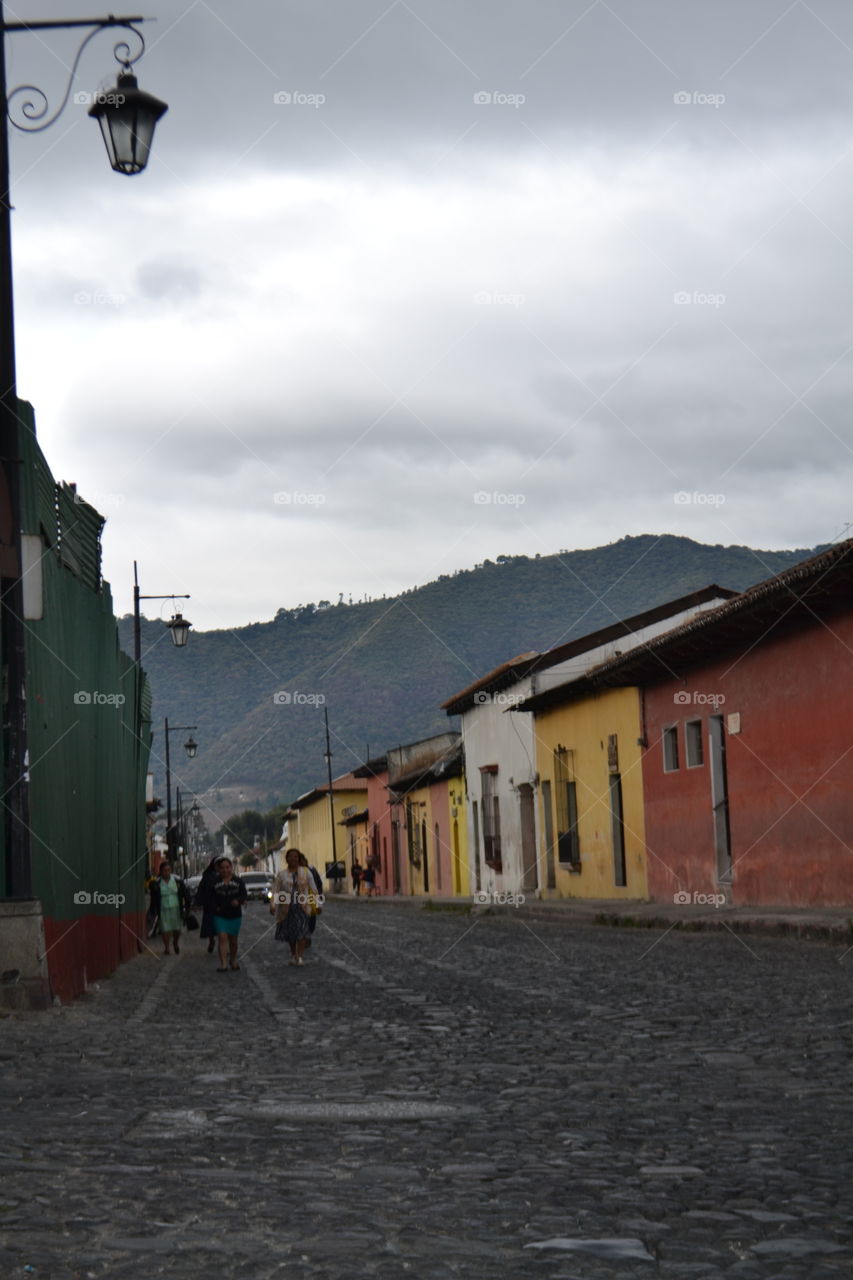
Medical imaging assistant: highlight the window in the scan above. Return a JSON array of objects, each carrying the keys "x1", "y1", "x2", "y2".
[
  {"x1": 685, "y1": 720, "x2": 704, "y2": 768},
  {"x1": 480, "y1": 768, "x2": 502, "y2": 869},
  {"x1": 554, "y1": 747, "x2": 580, "y2": 867},
  {"x1": 663, "y1": 726, "x2": 679, "y2": 772}
]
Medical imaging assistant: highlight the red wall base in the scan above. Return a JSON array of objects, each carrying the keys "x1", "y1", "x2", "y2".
[{"x1": 42, "y1": 911, "x2": 145, "y2": 1004}]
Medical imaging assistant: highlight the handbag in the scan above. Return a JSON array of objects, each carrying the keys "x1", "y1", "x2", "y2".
[{"x1": 185, "y1": 912, "x2": 199, "y2": 931}]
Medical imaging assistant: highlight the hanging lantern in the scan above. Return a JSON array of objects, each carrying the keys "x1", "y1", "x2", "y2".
[
  {"x1": 166, "y1": 611, "x2": 191, "y2": 648},
  {"x1": 89, "y1": 70, "x2": 168, "y2": 175}
]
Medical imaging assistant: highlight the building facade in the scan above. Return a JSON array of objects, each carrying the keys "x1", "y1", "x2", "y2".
[{"x1": 443, "y1": 588, "x2": 735, "y2": 898}]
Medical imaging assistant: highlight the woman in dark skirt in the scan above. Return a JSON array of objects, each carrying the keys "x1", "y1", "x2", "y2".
[
  {"x1": 271, "y1": 848, "x2": 320, "y2": 967},
  {"x1": 195, "y1": 855, "x2": 223, "y2": 954}
]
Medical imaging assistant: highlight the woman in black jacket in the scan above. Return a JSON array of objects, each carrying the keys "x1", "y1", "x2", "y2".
[{"x1": 195, "y1": 855, "x2": 224, "y2": 954}]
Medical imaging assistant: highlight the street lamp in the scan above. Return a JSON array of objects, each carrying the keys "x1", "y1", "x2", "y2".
[
  {"x1": 0, "y1": 12, "x2": 167, "y2": 899},
  {"x1": 88, "y1": 69, "x2": 167, "y2": 176},
  {"x1": 323, "y1": 705, "x2": 340, "y2": 885},
  {"x1": 163, "y1": 720, "x2": 198, "y2": 867},
  {"x1": 133, "y1": 561, "x2": 191, "y2": 664}
]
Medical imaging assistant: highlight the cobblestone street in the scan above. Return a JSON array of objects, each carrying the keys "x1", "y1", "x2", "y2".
[{"x1": 1, "y1": 900, "x2": 852, "y2": 1279}]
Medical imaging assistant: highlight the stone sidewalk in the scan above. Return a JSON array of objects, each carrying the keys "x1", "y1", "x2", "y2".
[{"x1": 341, "y1": 890, "x2": 853, "y2": 942}]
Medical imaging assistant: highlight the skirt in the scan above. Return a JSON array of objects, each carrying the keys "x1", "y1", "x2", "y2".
[
  {"x1": 159, "y1": 905, "x2": 183, "y2": 934},
  {"x1": 212, "y1": 915, "x2": 242, "y2": 937},
  {"x1": 275, "y1": 906, "x2": 312, "y2": 944},
  {"x1": 200, "y1": 909, "x2": 217, "y2": 939}
]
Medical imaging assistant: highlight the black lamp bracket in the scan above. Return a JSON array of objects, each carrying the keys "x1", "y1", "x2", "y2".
[{"x1": 4, "y1": 15, "x2": 148, "y2": 134}]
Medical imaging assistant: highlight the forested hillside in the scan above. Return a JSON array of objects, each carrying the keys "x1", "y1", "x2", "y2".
[{"x1": 120, "y1": 535, "x2": 817, "y2": 806}]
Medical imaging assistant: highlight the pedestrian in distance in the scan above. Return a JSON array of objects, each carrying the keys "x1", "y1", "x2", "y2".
[
  {"x1": 195, "y1": 854, "x2": 224, "y2": 954},
  {"x1": 272, "y1": 847, "x2": 321, "y2": 967},
  {"x1": 210, "y1": 857, "x2": 248, "y2": 972},
  {"x1": 351, "y1": 859, "x2": 364, "y2": 896},
  {"x1": 363, "y1": 861, "x2": 377, "y2": 897},
  {"x1": 144, "y1": 870, "x2": 160, "y2": 939},
  {"x1": 298, "y1": 852, "x2": 324, "y2": 948},
  {"x1": 149, "y1": 860, "x2": 191, "y2": 956}
]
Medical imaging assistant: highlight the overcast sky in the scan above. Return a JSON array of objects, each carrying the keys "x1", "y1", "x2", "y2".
[{"x1": 7, "y1": 0, "x2": 853, "y2": 629}]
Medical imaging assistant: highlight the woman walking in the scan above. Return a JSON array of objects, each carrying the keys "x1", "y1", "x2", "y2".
[
  {"x1": 149, "y1": 860, "x2": 190, "y2": 955},
  {"x1": 210, "y1": 858, "x2": 247, "y2": 972},
  {"x1": 298, "y1": 852, "x2": 324, "y2": 949},
  {"x1": 272, "y1": 848, "x2": 320, "y2": 967},
  {"x1": 195, "y1": 855, "x2": 223, "y2": 954}
]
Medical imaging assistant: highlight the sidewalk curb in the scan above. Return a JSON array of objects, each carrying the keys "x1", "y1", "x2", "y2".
[{"x1": 329, "y1": 894, "x2": 853, "y2": 944}]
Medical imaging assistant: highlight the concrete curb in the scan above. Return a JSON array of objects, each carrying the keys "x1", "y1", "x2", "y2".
[{"x1": 329, "y1": 894, "x2": 853, "y2": 944}]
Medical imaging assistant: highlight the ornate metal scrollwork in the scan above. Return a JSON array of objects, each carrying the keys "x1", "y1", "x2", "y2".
[{"x1": 7, "y1": 20, "x2": 145, "y2": 134}]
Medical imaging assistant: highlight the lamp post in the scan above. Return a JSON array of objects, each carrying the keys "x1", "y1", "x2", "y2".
[
  {"x1": 163, "y1": 720, "x2": 197, "y2": 869},
  {"x1": 133, "y1": 561, "x2": 191, "y2": 665},
  {"x1": 0, "y1": 11, "x2": 167, "y2": 899},
  {"x1": 323, "y1": 705, "x2": 340, "y2": 890}
]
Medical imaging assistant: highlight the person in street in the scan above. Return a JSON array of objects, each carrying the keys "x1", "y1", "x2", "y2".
[
  {"x1": 149, "y1": 860, "x2": 190, "y2": 956},
  {"x1": 298, "y1": 852, "x2": 324, "y2": 948},
  {"x1": 272, "y1": 847, "x2": 320, "y2": 966},
  {"x1": 363, "y1": 861, "x2": 377, "y2": 897},
  {"x1": 210, "y1": 857, "x2": 247, "y2": 971},
  {"x1": 351, "y1": 859, "x2": 364, "y2": 896},
  {"x1": 195, "y1": 854, "x2": 224, "y2": 954},
  {"x1": 144, "y1": 870, "x2": 160, "y2": 939}
]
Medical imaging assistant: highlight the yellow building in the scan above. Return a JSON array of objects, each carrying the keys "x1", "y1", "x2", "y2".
[
  {"x1": 284, "y1": 772, "x2": 369, "y2": 881},
  {"x1": 340, "y1": 805, "x2": 370, "y2": 876},
  {"x1": 524, "y1": 686, "x2": 648, "y2": 900}
]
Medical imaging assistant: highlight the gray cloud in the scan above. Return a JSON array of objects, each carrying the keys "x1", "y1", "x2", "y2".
[{"x1": 7, "y1": 0, "x2": 853, "y2": 629}]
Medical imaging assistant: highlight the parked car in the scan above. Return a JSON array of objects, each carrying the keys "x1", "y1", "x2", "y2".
[{"x1": 240, "y1": 871, "x2": 273, "y2": 902}]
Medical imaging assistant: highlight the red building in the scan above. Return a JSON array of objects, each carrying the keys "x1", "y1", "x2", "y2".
[{"x1": 560, "y1": 541, "x2": 853, "y2": 908}]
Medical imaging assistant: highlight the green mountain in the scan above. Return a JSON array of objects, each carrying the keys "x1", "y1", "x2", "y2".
[{"x1": 120, "y1": 535, "x2": 818, "y2": 805}]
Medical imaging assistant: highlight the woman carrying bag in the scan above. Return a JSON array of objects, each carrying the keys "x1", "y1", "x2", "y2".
[
  {"x1": 271, "y1": 847, "x2": 322, "y2": 967},
  {"x1": 148, "y1": 860, "x2": 191, "y2": 956}
]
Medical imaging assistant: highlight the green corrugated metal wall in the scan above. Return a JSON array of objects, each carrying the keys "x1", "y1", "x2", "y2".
[{"x1": 12, "y1": 401, "x2": 151, "y2": 986}]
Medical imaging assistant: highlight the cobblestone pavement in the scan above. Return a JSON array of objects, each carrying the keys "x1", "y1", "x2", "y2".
[{"x1": 1, "y1": 900, "x2": 852, "y2": 1279}]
